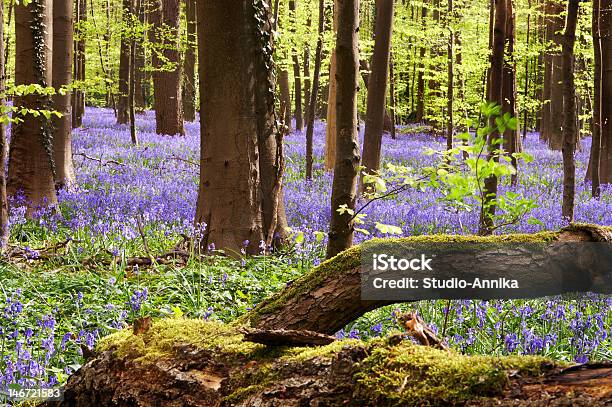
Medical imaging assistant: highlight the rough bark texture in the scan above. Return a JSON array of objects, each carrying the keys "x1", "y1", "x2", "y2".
[
  {"x1": 8, "y1": 0, "x2": 58, "y2": 215},
  {"x1": 116, "y1": 0, "x2": 131, "y2": 125},
  {"x1": 247, "y1": 224, "x2": 612, "y2": 334},
  {"x1": 150, "y1": 0, "x2": 184, "y2": 136},
  {"x1": 361, "y1": 0, "x2": 394, "y2": 182},
  {"x1": 561, "y1": 0, "x2": 579, "y2": 221},
  {"x1": 52, "y1": 0, "x2": 75, "y2": 188},
  {"x1": 195, "y1": 0, "x2": 287, "y2": 255},
  {"x1": 278, "y1": 69, "x2": 292, "y2": 132},
  {"x1": 182, "y1": 0, "x2": 197, "y2": 122},
  {"x1": 326, "y1": 0, "x2": 360, "y2": 259},
  {"x1": 598, "y1": 0, "x2": 612, "y2": 184}
]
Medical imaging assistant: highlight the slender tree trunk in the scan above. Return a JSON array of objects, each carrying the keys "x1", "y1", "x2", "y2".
[
  {"x1": 52, "y1": 0, "x2": 75, "y2": 188},
  {"x1": 324, "y1": 0, "x2": 339, "y2": 171},
  {"x1": 129, "y1": 0, "x2": 138, "y2": 146},
  {"x1": 9, "y1": 0, "x2": 58, "y2": 215},
  {"x1": 503, "y1": 0, "x2": 519, "y2": 185},
  {"x1": 415, "y1": 4, "x2": 427, "y2": 122},
  {"x1": 2, "y1": 1, "x2": 13, "y2": 86},
  {"x1": 598, "y1": 0, "x2": 612, "y2": 184},
  {"x1": 303, "y1": 15, "x2": 312, "y2": 127},
  {"x1": 587, "y1": 0, "x2": 601, "y2": 195},
  {"x1": 150, "y1": 0, "x2": 184, "y2": 136},
  {"x1": 117, "y1": 0, "x2": 132, "y2": 124},
  {"x1": 561, "y1": 0, "x2": 579, "y2": 221},
  {"x1": 361, "y1": 0, "x2": 394, "y2": 185},
  {"x1": 0, "y1": 0, "x2": 8, "y2": 248},
  {"x1": 195, "y1": 0, "x2": 287, "y2": 255},
  {"x1": 182, "y1": 0, "x2": 197, "y2": 122},
  {"x1": 289, "y1": 0, "x2": 304, "y2": 131},
  {"x1": 479, "y1": 0, "x2": 507, "y2": 236},
  {"x1": 523, "y1": 0, "x2": 531, "y2": 139},
  {"x1": 326, "y1": 0, "x2": 360, "y2": 259},
  {"x1": 133, "y1": 0, "x2": 146, "y2": 111},
  {"x1": 541, "y1": 0, "x2": 564, "y2": 149},
  {"x1": 279, "y1": 69, "x2": 292, "y2": 131},
  {"x1": 305, "y1": 0, "x2": 326, "y2": 180},
  {"x1": 446, "y1": 0, "x2": 454, "y2": 152},
  {"x1": 389, "y1": 51, "x2": 396, "y2": 140},
  {"x1": 72, "y1": 0, "x2": 86, "y2": 128}
]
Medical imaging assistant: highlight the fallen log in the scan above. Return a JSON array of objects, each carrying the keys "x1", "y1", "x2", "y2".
[
  {"x1": 240, "y1": 224, "x2": 612, "y2": 334},
  {"x1": 43, "y1": 319, "x2": 612, "y2": 407}
]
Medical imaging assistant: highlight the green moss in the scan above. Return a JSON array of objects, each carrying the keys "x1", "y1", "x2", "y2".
[
  {"x1": 97, "y1": 319, "x2": 565, "y2": 405},
  {"x1": 354, "y1": 338, "x2": 561, "y2": 406},
  {"x1": 241, "y1": 231, "x2": 561, "y2": 326}
]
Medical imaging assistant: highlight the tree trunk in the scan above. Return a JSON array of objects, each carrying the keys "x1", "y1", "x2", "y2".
[
  {"x1": 389, "y1": 51, "x2": 396, "y2": 139},
  {"x1": 279, "y1": 69, "x2": 292, "y2": 132},
  {"x1": 324, "y1": 0, "x2": 339, "y2": 171},
  {"x1": 46, "y1": 318, "x2": 612, "y2": 407},
  {"x1": 326, "y1": 0, "x2": 360, "y2": 259},
  {"x1": 249, "y1": 225, "x2": 612, "y2": 334},
  {"x1": 446, "y1": 0, "x2": 454, "y2": 152},
  {"x1": 503, "y1": 0, "x2": 519, "y2": 185},
  {"x1": 479, "y1": 0, "x2": 507, "y2": 236},
  {"x1": 541, "y1": 0, "x2": 564, "y2": 150},
  {"x1": 72, "y1": 0, "x2": 86, "y2": 128},
  {"x1": 0, "y1": 0, "x2": 7, "y2": 248},
  {"x1": 305, "y1": 0, "x2": 326, "y2": 180},
  {"x1": 150, "y1": 0, "x2": 184, "y2": 136},
  {"x1": 598, "y1": 0, "x2": 612, "y2": 184},
  {"x1": 195, "y1": 0, "x2": 287, "y2": 255},
  {"x1": 561, "y1": 0, "x2": 579, "y2": 221},
  {"x1": 133, "y1": 0, "x2": 146, "y2": 111},
  {"x1": 289, "y1": 1, "x2": 304, "y2": 131},
  {"x1": 129, "y1": 0, "x2": 138, "y2": 146},
  {"x1": 182, "y1": 0, "x2": 197, "y2": 122},
  {"x1": 586, "y1": 0, "x2": 601, "y2": 197},
  {"x1": 52, "y1": 0, "x2": 75, "y2": 188},
  {"x1": 303, "y1": 16, "x2": 312, "y2": 128},
  {"x1": 361, "y1": 0, "x2": 394, "y2": 185},
  {"x1": 415, "y1": 4, "x2": 427, "y2": 122},
  {"x1": 116, "y1": 0, "x2": 131, "y2": 124},
  {"x1": 9, "y1": 0, "x2": 58, "y2": 215}
]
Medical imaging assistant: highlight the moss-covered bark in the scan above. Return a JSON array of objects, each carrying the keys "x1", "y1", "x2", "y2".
[
  {"x1": 45, "y1": 319, "x2": 612, "y2": 407},
  {"x1": 241, "y1": 224, "x2": 612, "y2": 334}
]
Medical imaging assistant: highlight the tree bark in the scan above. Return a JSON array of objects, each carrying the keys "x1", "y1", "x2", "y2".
[
  {"x1": 9, "y1": 0, "x2": 58, "y2": 215},
  {"x1": 324, "y1": 0, "x2": 339, "y2": 171},
  {"x1": 182, "y1": 0, "x2": 197, "y2": 122},
  {"x1": 361, "y1": 0, "x2": 394, "y2": 186},
  {"x1": 46, "y1": 319, "x2": 612, "y2": 407},
  {"x1": 541, "y1": 0, "x2": 564, "y2": 150},
  {"x1": 326, "y1": 0, "x2": 360, "y2": 259},
  {"x1": 0, "y1": 0, "x2": 7, "y2": 248},
  {"x1": 415, "y1": 4, "x2": 427, "y2": 122},
  {"x1": 195, "y1": 0, "x2": 287, "y2": 255},
  {"x1": 289, "y1": 1, "x2": 304, "y2": 131},
  {"x1": 561, "y1": 0, "x2": 579, "y2": 221},
  {"x1": 303, "y1": 16, "x2": 312, "y2": 128},
  {"x1": 116, "y1": 0, "x2": 132, "y2": 124},
  {"x1": 279, "y1": 69, "x2": 292, "y2": 132},
  {"x1": 150, "y1": 0, "x2": 184, "y2": 136},
  {"x1": 586, "y1": 0, "x2": 601, "y2": 196},
  {"x1": 72, "y1": 0, "x2": 86, "y2": 128},
  {"x1": 249, "y1": 225, "x2": 612, "y2": 334},
  {"x1": 503, "y1": 0, "x2": 519, "y2": 185},
  {"x1": 129, "y1": 1, "x2": 138, "y2": 147},
  {"x1": 479, "y1": 0, "x2": 507, "y2": 236},
  {"x1": 446, "y1": 0, "x2": 454, "y2": 152},
  {"x1": 597, "y1": 0, "x2": 612, "y2": 184},
  {"x1": 52, "y1": 0, "x2": 75, "y2": 188},
  {"x1": 305, "y1": 0, "x2": 326, "y2": 180}
]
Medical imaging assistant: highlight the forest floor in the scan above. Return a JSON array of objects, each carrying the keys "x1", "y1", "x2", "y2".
[{"x1": 0, "y1": 107, "x2": 609, "y2": 395}]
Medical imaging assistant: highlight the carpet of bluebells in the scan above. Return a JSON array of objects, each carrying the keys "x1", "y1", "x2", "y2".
[{"x1": 0, "y1": 107, "x2": 610, "y2": 398}]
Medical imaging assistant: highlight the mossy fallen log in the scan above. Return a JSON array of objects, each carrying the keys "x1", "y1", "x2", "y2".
[
  {"x1": 44, "y1": 319, "x2": 612, "y2": 406},
  {"x1": 241, "y1": 224, "x2": 612, "y2": 334}
]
